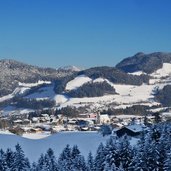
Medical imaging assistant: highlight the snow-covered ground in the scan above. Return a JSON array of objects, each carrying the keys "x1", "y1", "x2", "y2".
[
  {"x1": 22, "y1": 132, "x2": 51, "y2": 139},
  {"x1": 151, "y1": 63, "x2": 171, "y2": 78},
  {"x1": 54, "y1": 94, "x2": 69, "y2": 105},
  {"x1": 65, "y1": 75, "x2": 92, "y2": 91},
  {"x1": 128, "y1": 71, "x2": 147, "y2": 76},
  {"x1": 0, "y1": 80, "x2": 52, "y2": 103},
  {"x1": 18, "y1": 80, "x2": 51, "y2": 87},
  {"x1": 0, "y1": 132, "x2": 109, "y2": 162},
  {"x1": 57, "y1": 81, "x2": 159, "y2": 109}
]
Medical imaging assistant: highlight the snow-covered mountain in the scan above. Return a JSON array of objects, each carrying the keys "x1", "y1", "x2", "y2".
[
  {"x1": 58, "y1": 65, "x2": 83, "y2": 72},
  {"x1": 1, "y1": 52, "x2": 171, "y2": 115},
  {"x1": 0, "y1": 59, "x2": 74, "y2": 97}
]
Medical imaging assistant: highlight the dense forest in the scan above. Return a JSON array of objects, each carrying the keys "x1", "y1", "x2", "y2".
[
  {"x1": 101, "y1": 105, "x2": 152, "y2": 116},
  {"x1": 13, "y1": 97, "x2": 55, "y2": 109},
  {"x1": 68, "y1": 81, "x2": 116, "y2": 98},
  {"x1": 155, "y1": 85, "x2": 171, "y2": 107},
  {"x1": 0, "y1": 123, "x2": 171, "y2": 170}
]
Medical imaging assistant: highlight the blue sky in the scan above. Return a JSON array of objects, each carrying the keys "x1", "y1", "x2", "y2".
[{"x1": 0, "y1": 0, "x2": 171, "y2": 68}]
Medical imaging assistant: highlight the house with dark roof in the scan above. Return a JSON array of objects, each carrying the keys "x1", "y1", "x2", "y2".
[{"x1": 115, "y1": 124, "x2": 145, "y2": 137}]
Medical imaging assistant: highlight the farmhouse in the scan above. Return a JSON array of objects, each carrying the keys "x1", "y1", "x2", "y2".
[{"x1": 116, "y1": 124, "x2": 145, "y2": 137}]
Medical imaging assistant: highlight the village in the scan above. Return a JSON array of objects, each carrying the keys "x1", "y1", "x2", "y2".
[{"x1": 1, "y1": 108, "x2": 171, "y2": 139}]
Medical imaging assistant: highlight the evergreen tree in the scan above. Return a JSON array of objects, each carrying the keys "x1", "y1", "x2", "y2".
[
  {"x1": 5, "y1": 148, "x2": 15, "y2": 169},
  {"x1": 58, "y1": 144, "x2": 72, "y2": 171},
  {"x1": 31, "y1": 162, "x2": 38, "y2": 171},
  {"x1": 36, "y1": 154, "x2": 45, "y2": 171},
  {"x1": 71, "y1": 145, "x2": 87, "y2": 171},
  {"x1": 41, "y1": 148, "x2": 58, "y2": 171},
  {"x1": 131, "y1": 130, "x2": 158, "y2": 171},
  {"x1": 0, "y1": 149, "x2": 7, "y2": 171},
  {"x1": 104, "y1": 163, "x2": 118, "y2": 171},
  {"x1": 71, "y1": 145, "x2": 80, "y2": 159},
  {"x1": 164, "y1": 149, "x2": 171, "y2": 171},
  {"x1": 118, "y1": 135, "x2": 133, "y2": 170},
  {"x1": 71, "y1": 155, "x2": 87, "y2": 171},
  {"x1": 104, "y1": 137, "x2": 119, "y2": 168},
  {"x1": 155, "y1": 133, "x2": 167, "y2": 170},
  {"x1": 11, "y1": 143, "x2": 30, "y2": 171},
  {"x1": 94, "y1": 143, "x2": 106, "y2": 171},
  {"x1": 87, "y1": 152, "x2": 94, "y2": 171}
]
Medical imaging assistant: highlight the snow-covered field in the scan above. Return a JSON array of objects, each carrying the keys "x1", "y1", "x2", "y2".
[
  {"x1": 57, "y1": 82, "x2": 159, "y2": 109},
  {"x1": 151, "y1": 63, "x2": 171, "y2": 78},
  {"x1": 18, "y1": 80, "x2": 51, "y2": 87},
  {"x1": 0, "y1": 132, "x2": 109, "y2": 162},
  {"x1": 0, "y1": 80, "x2": 52, "y2": 103},
  {"x1": 65, "y1": 75, "x2": 92, "y2": 91}
]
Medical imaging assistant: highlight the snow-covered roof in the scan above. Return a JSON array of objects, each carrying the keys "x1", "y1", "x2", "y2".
[
  {"x1": 13, "y1": 119, "x2": 23, "y2": 123},
  {"x1": 32, "y1": 117, "x2": 39, "y2": 122},
  {"x1": 126, "y1": 124, "x2": 145, "y2": 133}
]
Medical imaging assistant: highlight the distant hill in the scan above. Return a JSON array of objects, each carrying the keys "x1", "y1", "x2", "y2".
[
  {"x1": 1, "y1": 52, "x2": 171, "y2": 113},
  {"x1": 116, "y1": 52, "x2": 171, "y2": 74},
  {"x1": 0, "y1": 59, "x2": 73, "y2": 96},
  {"x1": 54, "y1": 66, "x2": 149, "y2": 96}
]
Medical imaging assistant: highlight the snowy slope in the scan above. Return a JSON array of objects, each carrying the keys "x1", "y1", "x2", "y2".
[
  {"x1": 18, "y1": 80, "x2": 51, "y2": 87},
  {"x1": 128, "y1": 71, "x2": 147, "y2": 76},
  {"x1": 0, "y1": 132, "x2": 108, "y2": 162},
  {"x1": 65, "y1": 75, "x2": 92, "y2": 91},
  {"x1": 2, "y1": 63, "x2": 171, "y2": 112},
  {"x1": 25, "y1": 84, "x2": 55, "y2": 100},
  {"x1": 58, "y1": 79, "x2": 159, "y2": 109},
  {"x1": 151, "y1": 63, "x2": 171, "y2": 78},
  {"x1": 54, "y1": 94, "x2": 69, "y2": 105},
  {"x1": 0, "y1": 80, "x2": 52, "y2": 103}
]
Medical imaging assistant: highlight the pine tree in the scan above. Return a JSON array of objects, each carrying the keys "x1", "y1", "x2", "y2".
[
  {"x1": 11, "y1": 143, "x2": 30, "y2": 171},
  {"x1": 87, "y1": 152, "x2": 94, "y2": 171},
  {"x1": 94, "y1": 143, "x2": 106, "y2": 171},
  {"x1": 70, "y1": 145, "x2": 87, "y2": 171},
  {"x1": 31, "y1": 162, "x2": 38, "y2": 171},
  {"x1": 164, "y1": 149, "x2": 171, "y2": 171},
  {"x1": 36, "y1": 154, "x2": 45, "y2": 171},
  {"x1": 104, "y1": 162, "x2": 118, "y2": 171},
  {"x1": 58, "y1": 144, "x2": 72, "y2": 171},
  {"x1": 71, "y1": 155, "x2": 87, "y2": 171},
  {"x1": 41, "y1": 148, "x2": 58, "y2": 171},
  {"x1": 104, "y1": 137, "x2": 119, "y2": 168},
  {"x1": 0, "y1": 149, "x2": 7, "y2": 171},
  {"x1": 5, "y1": 148, "x2": 15, "y2": 169},
  {"x1": 131, "y1": 130, "x2": 158, "y2": 171},
  {"x1": 71, "y1": 145, "x2": 80, "y2": 158},
  {"x1": 118, "y1": 135, "x2": 133, "y2": 170}
]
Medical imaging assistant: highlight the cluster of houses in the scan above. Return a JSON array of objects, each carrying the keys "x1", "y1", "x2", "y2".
[
  {"x1": 3, "y1": 112, "x2": 147, "y2": 136},
  {"x1": 1, "y1": 109, "x2": 169, "y2": 138}
]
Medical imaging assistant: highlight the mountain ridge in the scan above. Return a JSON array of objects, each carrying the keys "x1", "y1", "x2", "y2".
[
  {"x1": 116, "y1": 52, "x2": 171, "y2": 73},
  {"x1": 1, "y1": 52, "x2": 171, "y2": 113}
]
